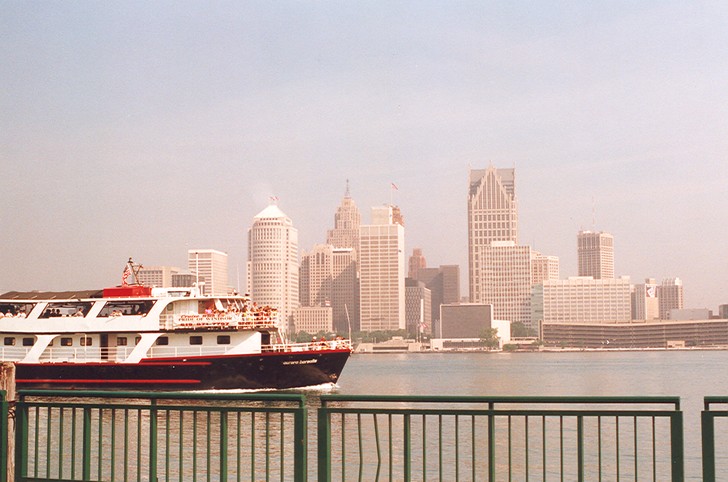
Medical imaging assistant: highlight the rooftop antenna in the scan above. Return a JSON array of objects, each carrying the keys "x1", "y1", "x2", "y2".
[
  {"x1": 344, "y1": 179, "x2": 351, "y2": 198},
  {"x1": 592, "y1": 196, "x2": 596, "y2": 231}
]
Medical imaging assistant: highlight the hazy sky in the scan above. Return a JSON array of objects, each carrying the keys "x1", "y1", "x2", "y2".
[{"x1": 2, "y1": 1, "x2": 727, "y2": 310}]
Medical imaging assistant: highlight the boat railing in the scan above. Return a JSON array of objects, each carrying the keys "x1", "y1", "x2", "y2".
[
  {"x1": 168, "y1": 313, "x2": 279, "y2": 331},
  {"x1": 147, "y1": 345, "x2": 238, "y2": 358},
  {"x1": 262, "y1": 339, "x2": 353, "y2": 353},
  {"x1": 0, "y1": 346, "x2": 31, "y2": 362}
]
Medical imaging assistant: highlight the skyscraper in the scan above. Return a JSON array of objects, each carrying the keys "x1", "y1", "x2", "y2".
[
  {"x1": 577, "y1": 230, "x2": 614, "y2": 279},
  {"x1": 631, "y1": 278, "x2": 659, "y2": 321},
  {"x1": 468, "y1": 166, "x2": 518, "y2": 302},
  {"x1": 137, "y1": 265, "x2": 180, "y2": 288},
  {"x1": 299, "y1": 244, "x2": 333, "y2": 307},
  {"x1": 326, "y1": 181, "x2": 361, "y2": 255},
  {"x1": 187, "y1": 249, "x2": 229, "y2": 296},
  {"x1": 408, "y1": 248, "x2": 426, "y2": 279},
  {"x1": 247, "y1": 202, "x2": 299, "y2": 329},
  {"x1": 475, "y1": 241, "x2": 534, "y2": 329},
  {"x1": 359, "y1": 205, "x2": 405, "y2": 332},
  {"x1": 658, "y1": 278, "x2": 684, "y2": 320}
]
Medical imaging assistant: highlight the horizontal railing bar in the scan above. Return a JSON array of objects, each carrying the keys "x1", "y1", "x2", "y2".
[
  {"x1": 321, "y1": 408, "x2": 681, "y2": 417},
  {"x1": 321, "y1": 394, "x2": 681, "y2": 408},
  {"x1": 18, "y1": 389, "x2": 306, "y2": 405},
  {"x1": 21, "y1": 401, "x2": 303, "y2": 414}
]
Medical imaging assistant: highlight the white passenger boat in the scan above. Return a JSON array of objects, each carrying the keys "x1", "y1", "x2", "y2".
[{"x1": 0, "y1": 260, "x2": 351, "y2": 390}]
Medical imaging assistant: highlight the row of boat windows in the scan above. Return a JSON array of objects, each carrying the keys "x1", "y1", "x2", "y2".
[{"x1": 2, "y1": 335, "x2": 233, "y2": 347}]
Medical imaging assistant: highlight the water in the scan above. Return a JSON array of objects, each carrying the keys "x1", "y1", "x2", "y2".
[{"x1": 333, "y1": 350, "x2": 728, "y2": 480}]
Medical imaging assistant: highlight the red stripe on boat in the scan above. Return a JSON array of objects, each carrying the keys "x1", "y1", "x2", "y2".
[{"x1": 15, "y1": 379, "x2": 201, "y2": 385}]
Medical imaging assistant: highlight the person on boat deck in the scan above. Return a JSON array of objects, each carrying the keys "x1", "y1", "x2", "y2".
[{"x1": 74, "y1": 308, "x2": 84, "y2": 317}]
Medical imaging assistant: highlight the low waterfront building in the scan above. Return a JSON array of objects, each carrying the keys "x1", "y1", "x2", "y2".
[
  {"x1": 542, "y1": 319, "x2": 728, "y2": 348},
  {"x1": 438, "y1": 303, "x2": 493, "y2": 339}
]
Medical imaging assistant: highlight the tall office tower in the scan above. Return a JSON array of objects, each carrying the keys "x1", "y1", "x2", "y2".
[
  {"x1": 326, "y1": 181, "x2": 361, "y2": 255},
  {"x1": 187, "y1": 249, "x2": 229, "y2": 296},
  {"x1": 299, "y1": 244, "x2": 333, "y2": 307},
  {"x1": 416, "y1": 265, "x2": 461, "y2": 330},
  {"x1": 408, "y1": 248, "x2": 427, "y2": 279},
  {"x1": 577, "y1": 231, "x2": 614, "y2": 279},
  {"x1": 631, "y1": 278, "x2": 659, "y2": 321},
  {"x1": 658, "y1": 278, "x2": 684, "y2": 320},
  {"x1": 359, "y1": 205, "x2": 406, "y2": 332},
  {"x1": 247, "y1": 203, "x2": 299, "y2": 329},
  {"x1": 136, "y1": 265, "x2": 180, "y2": 288},
  {"x1": 405, "y1": 278, "x2": 432, "y2": 335},
  {"x1": 468, "y1": 166, "x2": 518, "y2": 301},
  {"x1": 532, "y1": 277, "x2": 632, "y2": 325},
  {"x1": 331, "y1": 248, "x2": 359, "y2": 334},
  {"x1": 473, "y1": 241, "x2": 534, "y2": 329},
  {"x1": 532, "y1": 253, "x2": 560, "y2": 285}
]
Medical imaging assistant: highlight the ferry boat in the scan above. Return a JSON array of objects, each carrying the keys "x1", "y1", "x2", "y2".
[{"x1": 0, "y1": 259, "x2": 352, "y2": 390}]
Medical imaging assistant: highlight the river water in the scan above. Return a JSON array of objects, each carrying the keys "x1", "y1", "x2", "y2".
[{"x1": 331, "y1": 349, "x2": 728, "y2": 480}]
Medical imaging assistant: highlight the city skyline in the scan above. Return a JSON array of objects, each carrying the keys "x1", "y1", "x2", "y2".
[{"x1": 2, "y1": 2, "x2": 726, "y2": 311}]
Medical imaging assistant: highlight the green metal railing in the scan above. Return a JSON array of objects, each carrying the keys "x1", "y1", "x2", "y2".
[
  {"x1": 13, "y1": 390, "x2": 308, "y2": 482},
  {"x1": 701, "y1": 396, "x2": 728, "y2": 481},
  {"x1": 318, "y1": 395, "x2": 684, "y2": 481}
]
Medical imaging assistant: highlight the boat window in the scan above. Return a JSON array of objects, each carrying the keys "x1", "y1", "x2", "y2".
[
  {"x1": 80, "y1": 336, "x2": 92, "y2": 347},
  {"x1": 117, "y1": 337, "x2": 128, "y2": 346},
  {"x1": 217, "y1": 335, "x2": 231, "y2": 345},
  {"x1": 60, "y1": 337, "x2": 73, "y2": 346},
  {"x1": 40, "y1": 302, "x2": 93, "y2": 318},
  {"x1": 135, "y1": 336, "x2": 141, "y2": 345},
  {"x1": 0, "y1": 302, "x2": 36, "y2": 318},
  {"x1": 190, "y1": 336, "x2": 203, "y2": 345},
  {"x1": 22, "y1": 337, "x2": 34, "y2": 346},
  {"x1": 99, "y1": 300, "x2": 155, "y2": 317},
  {"x1": 3, "y1": 337, "x2": 15, "y2": 346},
  {"x1": 156, "y1": 337, "x2": 169, "y2": 346}
]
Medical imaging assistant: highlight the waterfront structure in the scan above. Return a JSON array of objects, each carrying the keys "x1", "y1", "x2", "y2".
[
  {"x1": 542, "y1": 318, "x2": 728, "y2": 349},
  {"x1": 438, "y1": 303, "x2": 493, "y2": 339},
  {"x1": 632, "y1": 278, "x2": 659, "y2": 321},
  {"x1": 405, "y1": 278, "x2": 432, "y2": 335},
  {"x1": 468, "y1": 166, "x2": 518, "y2": 302},
  {"x1": 136, "y1": 265, "x2": 180, "y2": 288},
  {"x1": 293, "y1": 306, "x2": 334, "y2": 334},
  {"x1": 326, "y1": 181, "x2": 361, "y2": 254},
  {"x1": 532, "y1": 276, "x2": 632, "y2": 325},
  {"x1": 577, "y1": 230, "x2": 614, "y2": 279},
  {"x1": 408, "y1": 248, "x2": 427, "y2": 279},
  {"x1": 359, "y1": 205, "x2": 405, "y2": 332},
  {"x1": 473, "y1": 241, "x2": 534, "y2": 330},
  {"x1": 188, "y1": 249, "x2": 229, "y2": 296},
  {"x1": 247, "y1": 203, "x2": 299, "y2": 329},
  {"x1": 658, "y1": 278, "x2": 684, "y2": 320},
  {"x1": 416, "y1": 264, "x2": 461, "y2": 329},
  {"x1": 532, "y1": 252, "x2": 560, "y2": 284},
  {"x1": 669, "y1": 308, "x2": 712, "y2": 321}
]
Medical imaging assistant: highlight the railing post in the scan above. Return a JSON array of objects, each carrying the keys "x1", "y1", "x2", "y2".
[
  {"x1": 488, "y1": 402, "x2": 495, "y2": 482},
  {"x1": 294, "y1": 403, "x2": 307, "y2": 481},
  {"x1": 577, "y1": 415, "x2": 584, "y2": 482},
  {"x1": 403, "y1": 413, "x2": 411, "y2": 481},
  {"x1": 702, "y1": 407, "x2": 715, "y2": 482},
  {"x1": 82, "y1": 406, "x2": 92, "y2": 481},
  {"x1": 14, "y1": 394, "x2": 28, "y2": 482},
  {"x1": 317, "y1": 401, "x2": 332, "y2": 482},
  {"x1": 149, "y1": 399, "x2": 158, "y2": 481},
  {"x1": 670, "y1": 411, "x2": 684, "y2": 481}
]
